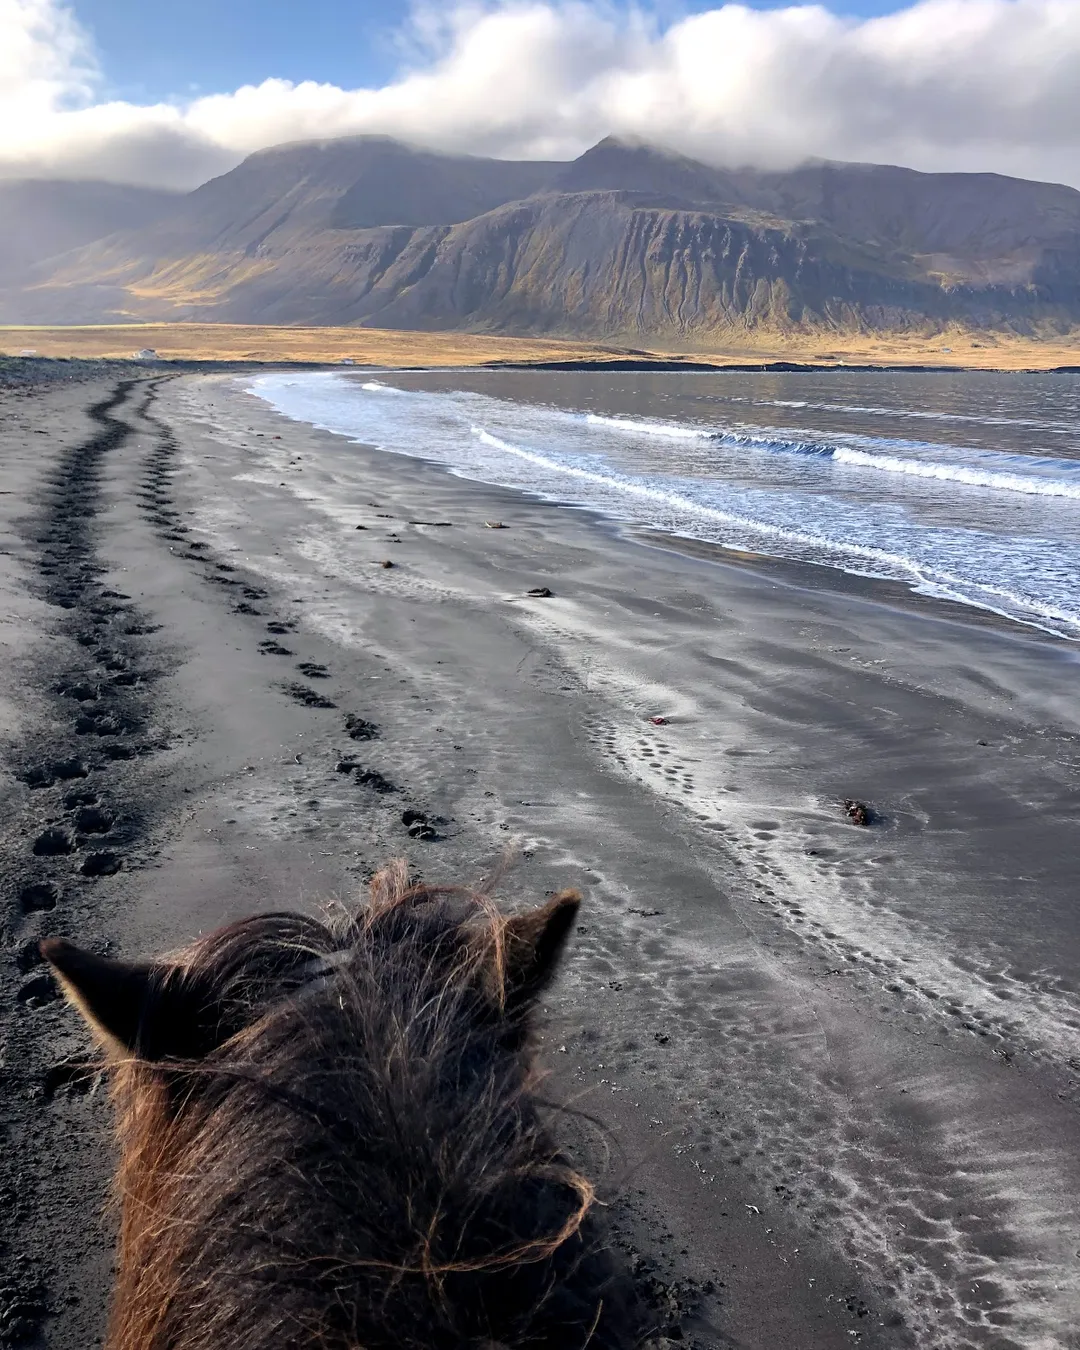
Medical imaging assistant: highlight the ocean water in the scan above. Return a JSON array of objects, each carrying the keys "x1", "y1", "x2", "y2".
[{"x1": 248, "y1": 368, "x2": 1080, "y2": 639}]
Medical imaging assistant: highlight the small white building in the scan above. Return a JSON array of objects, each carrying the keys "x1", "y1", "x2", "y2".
[{"x1": 19, "y1": 349, "x2": 37, "y2": 356}]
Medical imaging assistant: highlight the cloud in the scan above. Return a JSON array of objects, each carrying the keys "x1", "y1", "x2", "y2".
[{"x1": 1, "y1": 0, "x2": 1080, "y2": 190}]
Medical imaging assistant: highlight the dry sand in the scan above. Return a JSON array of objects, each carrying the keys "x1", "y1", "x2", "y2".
[
  {"x1": 3, "y1": 321, "x2": 1080, "y2": 371},
  {"x1": 1, "y1": 369, "x2": 1079, "y2": 1349}
]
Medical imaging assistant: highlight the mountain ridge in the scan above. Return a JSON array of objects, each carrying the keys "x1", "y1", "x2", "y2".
[{"x1": 4, "y1": 135, "x2": 1080, "y2": 342}]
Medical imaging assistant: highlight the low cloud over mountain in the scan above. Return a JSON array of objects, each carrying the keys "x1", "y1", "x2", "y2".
[{"x1": 2, "y1": 0, "x2": 1080, "y2": 191}]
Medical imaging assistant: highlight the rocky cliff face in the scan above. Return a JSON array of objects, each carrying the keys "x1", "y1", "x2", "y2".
[{"x1": 5, "y1": 136, "x2": 1080, "y2": 340}]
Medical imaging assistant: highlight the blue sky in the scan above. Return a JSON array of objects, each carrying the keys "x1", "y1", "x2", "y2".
[{"x1": 73, "y1": 0, "x2": 907, "y2": 102}]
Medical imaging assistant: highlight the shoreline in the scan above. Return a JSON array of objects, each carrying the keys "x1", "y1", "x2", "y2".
[
  {"x1": 631, "y1": 527, "x2": 1079, "y2": 650},
  {"x1": 249, "y1": 366, "x2": 1080, "y2": 648},
  {"x1": 480, "y1": 357, "x2": 1080, "y2": 375},
  {"x1": 9, "y1": 353, "x2": 1080, "y2": 376},
  {"x1": 2, "y1": 370, "x2": 1079, "y2": 1348}
]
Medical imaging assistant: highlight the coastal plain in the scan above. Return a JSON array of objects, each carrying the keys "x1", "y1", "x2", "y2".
[
  {"x1": 3, "y1": 321, "x2": 1080, "y2": 371},
  {"x1": 1, "y1": 365, "x2": 1079, "y2": 1350}
]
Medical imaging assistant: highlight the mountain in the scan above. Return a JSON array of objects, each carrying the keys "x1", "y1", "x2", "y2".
[
  {"x1": 5, "y1": 135, "x2": 1080, "y2": 341},
  {"x1": 0, "y1": 179, "x2": 179, "y2": 285}
]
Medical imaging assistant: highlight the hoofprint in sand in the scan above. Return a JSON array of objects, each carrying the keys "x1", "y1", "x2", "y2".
[{"x1": 1, "y1": 367, "x2": 1078, "y2": 1350}]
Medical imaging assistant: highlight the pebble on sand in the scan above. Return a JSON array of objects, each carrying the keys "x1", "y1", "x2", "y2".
[{"x1": 843, "y1": 798, "x2": 872, "y2": 826}]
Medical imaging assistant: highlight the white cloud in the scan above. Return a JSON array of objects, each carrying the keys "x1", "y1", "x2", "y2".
[{"x1": 1, "y1": 0, "x2": 1079, "y2": 190}]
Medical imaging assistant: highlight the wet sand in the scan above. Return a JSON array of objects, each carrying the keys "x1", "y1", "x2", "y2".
[{"x1": 2, "y1": 371, "x2": 1079, "y2": 1349}]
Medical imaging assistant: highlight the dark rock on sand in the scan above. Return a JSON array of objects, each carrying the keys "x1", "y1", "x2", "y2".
[
  {"x1": 844, "y1": 799, "x2": 873, "y2": 826},
  {"x1": 527, "y1": 586, "x2": 554, "y2": 597}
]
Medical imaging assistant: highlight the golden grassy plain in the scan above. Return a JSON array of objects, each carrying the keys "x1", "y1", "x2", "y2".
[
  {"x1": 705, "y1": 327, "x2": 1080, "y2": 371},
  {"x1": 2, "y1": 322, "x2": 1079, "y2": 370},
  {"x1": 0, "y1": 324, "x2": 644, "y2": 367}
]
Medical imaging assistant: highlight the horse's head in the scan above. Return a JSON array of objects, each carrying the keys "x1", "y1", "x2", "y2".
[
  {"x1": 40, "y1": 863, "x2": 581, "y2": 1072},
  {"x1": 37, "y1": 867, "x2": 636, "y2": 1350}
]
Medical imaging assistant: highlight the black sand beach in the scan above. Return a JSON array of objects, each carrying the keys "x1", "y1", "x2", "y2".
[{"x1": 2, "y1": 369, "x2": 1079, "y2": 1349}]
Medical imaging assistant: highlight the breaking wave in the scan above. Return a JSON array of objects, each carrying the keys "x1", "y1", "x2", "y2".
[
  {"x1": 587, "y1": 409, "x2": 1080, "y2": 498},
  {"x1": 585, "y1": 413, "x2": 712, "y2": 439},
  {"x1": 829, "y1": 445, "x2": 1080, "y2": 498}
]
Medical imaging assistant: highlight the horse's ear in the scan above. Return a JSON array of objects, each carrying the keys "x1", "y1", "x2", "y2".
[
  {"x1": 39, "y1": 938, "x2": 179, "y2": 1059},
  {"x1": 502, "y1": 889, "x2": 581, "y2": 1007}
]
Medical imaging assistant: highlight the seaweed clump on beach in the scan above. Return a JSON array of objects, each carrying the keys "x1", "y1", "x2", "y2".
[{"x1": 843, "y1": 798, "x2": 873, "y2": 826}]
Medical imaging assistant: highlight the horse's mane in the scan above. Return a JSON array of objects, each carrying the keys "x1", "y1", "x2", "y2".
[{"x1": 106, "y1": 864, "x2": 638, "y2": 1349}]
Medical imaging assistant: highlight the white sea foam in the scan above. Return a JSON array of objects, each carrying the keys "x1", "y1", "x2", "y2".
[
  {"x1": 830, "y1": 445, "x2": 1080, "y2": 498},
  {"x1": 585, "y1": 412, "x2": 712, "y2": 439},
  {"x1": 716, "y1": 394, "x2": 1076, "y2": 433}
]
